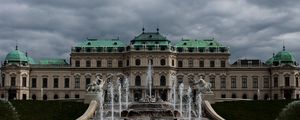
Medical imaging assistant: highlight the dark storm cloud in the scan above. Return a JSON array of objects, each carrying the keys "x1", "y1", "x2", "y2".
[{"x1": 1, "y1": 0, "x2": 300, "y2": 63}]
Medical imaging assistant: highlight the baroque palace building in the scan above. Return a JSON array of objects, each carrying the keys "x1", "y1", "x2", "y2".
[{"x1": 0, "y1": 29, "x2": 300, "y2": 101}]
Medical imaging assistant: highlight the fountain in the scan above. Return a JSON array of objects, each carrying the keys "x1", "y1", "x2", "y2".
[
  {"x1": 118, "y1": 80, "x2": 122, "y2": 117},
  {"x1": 179, "y1": 83, "x2": 184, "y2": 114},
  {"x1": 147, "y1": 61, "x2": 152, "y2": 99},
  {"x1": 197, "y1": 92, "x2": 202, "y2": 120},
  {"x1": 86, "y1": 64, "x2": 217, "y2": 120},
  {"x1": 124, "y1": 77, "x2": 129, "y2": 109},
  {"x1": 187, "y1": 87, "x2": 192, "y2": 120},
  {"x1": 108, "y1": 82, "x2": 114, "y2": 120},
  {"x1": 171, "y1": 75, "x2": 177, "y2": 109}
]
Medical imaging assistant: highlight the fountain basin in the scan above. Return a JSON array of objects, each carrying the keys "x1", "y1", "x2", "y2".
[{"x1": 121, "y1": 102, "x2": 181, "y2": 119}]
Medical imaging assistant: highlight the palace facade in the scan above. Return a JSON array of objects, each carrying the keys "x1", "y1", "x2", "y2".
[{"x1": 0, "y1": 29, "x2": 299, "y2": 101}]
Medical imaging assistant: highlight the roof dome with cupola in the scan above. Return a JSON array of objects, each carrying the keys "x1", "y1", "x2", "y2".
[
  {"x1": 266, "y1": 46, "x2": 297, "y2": 66},
  {"x1": 5, "y1": 46, "x2": 28, "y2": 63}
]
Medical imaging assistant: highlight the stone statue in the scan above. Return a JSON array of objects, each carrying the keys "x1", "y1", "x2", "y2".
[
  {"x1": 192, "y1": 76, "x2": 212, "y2": 93},
  {"x1": 87, "y1": 76, "x2": 106, "y2": 93}
]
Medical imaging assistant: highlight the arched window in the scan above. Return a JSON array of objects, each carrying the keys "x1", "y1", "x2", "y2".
[
  {"x1": 135, "y1": 75, "x2": 141, "y2": 86},
  {"x1": 32, "y1": 94, "x2": 36, "y2": 100},
  {"x1": 65, "y1": 94, "x2": 69, "y2": 99},
  {"x1": 264, "y1": 94, "x2": 269, "y2": 100},
  {"x1": 242, "y1": 94, "x2": 247, "y2": 99},
  {"x1": 253, "y1": 94, "x2": 258, "y2": 100},
  {"x1": 43, "y1": 94, "x2": 47, "y2": 100},
  {"x1": 231, "y1": 94, "x2": 236, "y2": 98},
  {"x1": 135, "y1": 59, "x2": 141, "y2": 66},
  {"x1": 160, "y1": 59, "x2": 166, "y2": 66},
  {"x1": 160, "y1": 75, "x2": 166, "y2": 86},
  {"x1": 54, "y1": 94, "x2": 59, "y2": 99}
]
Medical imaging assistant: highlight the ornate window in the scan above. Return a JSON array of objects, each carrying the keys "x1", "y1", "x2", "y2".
[
  {"x1": 273, "y1": 77, "x2": 278, "y2": 87},
  {"x1": 210, "y1": 77, "x2": 215, "y2": 88},
  {"x1": 231, "y1": 77, "x2": 236, "y2": 88},
  {"x1": 86, "y1": 60, "x2": 91, "y2": 67},
  {"x1": 285, "y1": 77, "x2": 290, "y2": 87},
  {"x1": 85, "y1": 78, "x2": 91, "y2": 89},
  {"x1": 11, "y1": 77, "x2": 16, "y2": 87},
  {"x1": 53, "y1": 78, "x2": 59, "y2": 88},
  {"x1": 107, "y1": 60, "x2": 112, "y2": 68},
  {"x1": 75, "y1": 60, "x2": 80, "y2": 67},
  {"x1": 64, "y1": 78, "x2": 69, "y2": 88},
  {"x1": 1, "y1": 74, "x2": 5, "y2": 87},
  {"x1": 160, "y1": 59, "x2": 166, "y2": 66},
  {"x1": 118, "y1": 60, "x2": 123, "y2": 67},
  {"x1": 221, "y1": 61, "x2": 226, "y2": 67},
  {"x1": 178, "y1": 60, "x2": 183, "y2": 67},
  {"x1": 210, "y1": 60, "x2": 215, "y2": 67},
  {"x1": 42, "y1": 78, "x2": 48, "y2": 88},
  {"x1": 199, "y1": 61, "x2": 204, "y2": 67},
  {"x1": 188, "y1": 59, "x2": 193, "y2": 67},
  {"x1": 135, "y1": 59, "x2": 141, "y2": 66},
  {"x1": 160, "y1": 75, "x2": 166, "y2": 86},
  {"x1": 22, "y1": 77, "x2": 27, "y2": 87},
  {"x1": 97, "y1": 60, "x2": 102, "y2": 67},
  {"x1": 242, "y1": 77, "x2": 247, "y2": 88},
  {"x1": 263, "y1": 77, "x2": 269, "y2": 88},
  {"x1": 220, "y1": 78, "x2": 226, "y2": 88},
  {"x1": 31, "y1": 78, "x2": 36, "y2": 88},
  {"x1": 252, "y1": 77, "x2": 258, "y2": 88},
  {"x1": 135, "y1": 75, "x2": 141, "y2": 86},
  {"x1": 75, "y1": 77, "x2": 80, "y2": 88}
]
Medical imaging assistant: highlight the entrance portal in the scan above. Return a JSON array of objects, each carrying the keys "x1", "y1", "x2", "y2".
[
  {"x1": 8, "y1": 89, "x2": 16, "y2": 100},
  {"x1": 284, "y1": 90, "x2": 292, "y2": 99}
]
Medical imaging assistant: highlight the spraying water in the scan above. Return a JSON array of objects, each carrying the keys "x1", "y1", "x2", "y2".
[
  {"x1": 187, "y1": 86, "x2": 192, "y2": 120},
  {"x1": 109, "y1": 82, "x2": 114, "y2": 120},
  {"x1": 147, "y1": 61, "x2": 153, "y2": 98},
  {"x1": 179, "y1": 83, "x2": 184, "y2": 115},
  {"x1": 118, "y1": 80, "x2": 122, "y2": 117},
  {"x1": 171, "y1": 75, "x2": 177, "y2": 109},
  {"x1": 97, "y1": 88, "x2": 104, "y2": 120},
  {"x1": 197, "y1": 92, "x2": 202, "y2": 120},
  {"x1": 125, "y1": 77, "x2": 129, "y2": 109}
]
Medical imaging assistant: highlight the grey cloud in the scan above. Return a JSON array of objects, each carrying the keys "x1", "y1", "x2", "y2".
[{"x1": 0, "y1": 0, "x2": 300, "y2": 63}]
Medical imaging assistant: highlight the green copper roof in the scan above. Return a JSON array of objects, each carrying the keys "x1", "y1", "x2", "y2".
[
  {"x1": 265, "y1": 57, "x2": 274, "y2": 65},
  {"x1": 27, "y1": 56, "x2": 37, "y2": 64},
  {"x1": 175, "y1": 39, "x2": 224, "y2": 48},
  {"x1": 274, "y1": 51, "x2": 296, "y2": 62},
  {"x1": 266, "y1": 50, "x2": 297, "y2": 66},
  {"x1": 5, "y1": 50, "x2": 28, "y2": 62},
  {"x1": 76, "y1": 38, "x2": 125, "y2": 48},
  {"x1": 39, "y1": 59, "x2": 68, "y2": 65},
  {"x1": 133, "y1": 32, "x2": 168, "y2": 41},
  {"x1": 131, "y1": 32, "x2": 170, "y2": 45}
]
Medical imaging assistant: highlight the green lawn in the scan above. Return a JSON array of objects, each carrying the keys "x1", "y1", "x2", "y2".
[
  {"x1": 212, "y1": 100, "x2": 294, "y2": 120},
  {"x1": 0, "y1": 100, "x2": 88, "y2": 120}
]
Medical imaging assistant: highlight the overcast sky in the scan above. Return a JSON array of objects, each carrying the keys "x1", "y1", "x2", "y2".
[{"x1": 1, "y1": 0, "x2": 300, "y2": 63}]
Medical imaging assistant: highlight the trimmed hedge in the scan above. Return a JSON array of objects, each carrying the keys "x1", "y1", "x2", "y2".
[
  {"x1": 212, "y1": 100, "x2": 294, "y2": 120},
  {"x1": 0, "y1": 100, "x2": 88, "y2": 120}
]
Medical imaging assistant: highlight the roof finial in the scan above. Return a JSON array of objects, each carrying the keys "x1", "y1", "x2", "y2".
[
  {"x1": 156, "y1": 28, "x2": 159, "y2": 33},
  {"x1": 283, "y1": 40, "x2": 285, "y2": 51},
  {"x1": 16, "y1": 40, "x2": 18, "y2": 50},
  {"x1": 25, "y1": 51, "x2": 28, "y2": 57},
  {"x1": 142, "y1": 27, "x2": 145, "y2": 33},
  {"x1": 273, "y1": 53, "x2": 275, "y2": 57}
]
